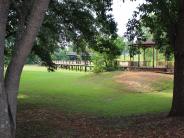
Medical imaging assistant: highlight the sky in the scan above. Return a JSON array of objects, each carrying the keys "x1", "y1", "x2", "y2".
[{"x1": 112, "y1": 0, "x2": 145, "y2": 36}]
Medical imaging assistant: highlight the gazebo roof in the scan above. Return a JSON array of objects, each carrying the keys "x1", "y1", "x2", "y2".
[
  {"x1": 142, "y1": 40, "x2": 155, "y2": 45},
  {"x1": 129, "y1": 40, "x2": 156, "y2": 48}
]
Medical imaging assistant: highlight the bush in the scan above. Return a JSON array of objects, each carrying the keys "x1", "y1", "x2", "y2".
[
  {"x1": 91, "y1": 53, "x2": 105, "y2": 73},
  {"x1": 92, "y1": 52, "x2": 120, "y2": 73}
]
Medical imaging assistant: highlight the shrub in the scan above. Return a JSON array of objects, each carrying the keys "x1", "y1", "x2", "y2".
[{"x1": 91, "y1": 53, "x2": 105, "y2": 73}]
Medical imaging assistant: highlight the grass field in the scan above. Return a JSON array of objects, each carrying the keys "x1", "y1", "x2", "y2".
[
  {"x1": 16, "y1": 65, "x2": 175, "y2": 138},
  {"x1": 18, "y1": 65, "x2": 173, "y2": 117}
]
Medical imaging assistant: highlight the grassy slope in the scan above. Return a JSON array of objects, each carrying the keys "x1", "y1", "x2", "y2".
[{"x1": 18, "y1": 65, "x2": 173, "y2": 117}]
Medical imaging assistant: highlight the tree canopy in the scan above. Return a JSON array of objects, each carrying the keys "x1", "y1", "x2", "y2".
[
  {"x1": 124, "y1": 0, "x2": 177, "y2": 57},
  {"x1": 6, "y1": 0, "x2": 118, "y2": 70}
]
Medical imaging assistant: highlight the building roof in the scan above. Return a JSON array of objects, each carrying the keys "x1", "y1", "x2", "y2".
[{"x1": 129, "y1": 40, "x2": 156, "y2": 48}]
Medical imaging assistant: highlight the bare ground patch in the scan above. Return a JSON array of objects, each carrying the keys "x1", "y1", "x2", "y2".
[
  {"x1": 115, "y1": 71, "x2": 173, "y2": 92},
  {"x1": 16, "y1": 109, "x2": 184, "y2": 138}
]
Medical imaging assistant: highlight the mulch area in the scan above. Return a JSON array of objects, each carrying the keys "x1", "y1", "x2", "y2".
[{"x1": 16, "y1": 108, "x2": 184, "y2": 138}]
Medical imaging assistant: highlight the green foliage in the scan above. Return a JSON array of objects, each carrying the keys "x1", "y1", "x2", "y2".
[
  {"x1": 26, "y1": 54, "x2": 41, "y2": 65},
  {"x1": 91, "y1": 37, "x2": 124, "y2": 72},
  {"x1": 51, "y1": 49, "x2": 69, "y2": 61},
  {"x1": 114, "y1": 37, "x2": 126, "y2": 52},
  {"x1": 125, "y1": 0, "x2": 178, "y2": 57},
  {"x1": 92, "y1": 53, "x2": 106, "y2": 73},
  {"x1": 6, "y1": 0, "x2": 117, "y2": 71}
]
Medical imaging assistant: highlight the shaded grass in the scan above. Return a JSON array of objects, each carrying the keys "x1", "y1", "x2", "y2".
[{"x1": 18, "y1": 65, "x2": 173, "y2": 117}]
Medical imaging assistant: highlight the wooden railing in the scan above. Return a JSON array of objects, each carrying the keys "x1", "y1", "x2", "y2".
[
  {"x1": 53, "y1": 60, "x2": 93, "y2": 72},
  {"x1": 117, "y1": 61, "x2": 174, "y2": 68},
  {"x1": 53, "y1": 60, "x2": 174, "y2": 72}
]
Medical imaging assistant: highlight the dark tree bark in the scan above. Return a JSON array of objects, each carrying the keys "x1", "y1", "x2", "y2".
[
  {"x1": 170, "y1": 53, "x2": 184, "y2": 116},
  {"x1": 0, "y1": 0, "x2": 50, "y2": 137},
  {"x1": 0, "y1": 1, "x2": 12, "y2": 137},
  {"x1": 169, "y1": 1, "x2": 184, "y2": 116}
]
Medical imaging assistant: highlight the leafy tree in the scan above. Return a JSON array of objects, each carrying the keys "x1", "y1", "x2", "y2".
[
  {"x1": 92, "y1": 37, "x2": 124, "y2": 72},
  {"x1": 114, "y1": 37, "x2": 127, "y2": 52},
  {"x1": 51, "y1": 49, "x2": 69, "y2": 61},
  {"x1": 125, "y1": 0, "x2": 184, "y2": 116},
  {"x1": 92, "y1": 53, "x2": 106, "y2": 73},
  {"x1": 26, "y1": 54, "x2": 41, "y2": 64}
]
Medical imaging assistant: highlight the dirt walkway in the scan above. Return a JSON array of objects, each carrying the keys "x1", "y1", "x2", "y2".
[{"x1": 115, "y1": 71, "x2": 173, "y2": 92}]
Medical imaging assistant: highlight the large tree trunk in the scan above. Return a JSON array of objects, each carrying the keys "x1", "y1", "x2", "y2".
[
  {"x1": 0, "y1": 0, "x2": 13, "y2": 137},
  {"x1": 169, "y1": 53, "x2": 184, "y2": 116},
  {"x1": 0, "y1": 91, "x2": 12, "y2": 138},
  {"x1": 0, "y1": 0, "x2": 50, "y2": 137},
  {"x1": 169, "y1": 3, "x2": 184, "y2": 116},
  {"x1": 170, "y1": 53, "x2": 184, "y2": 116}
]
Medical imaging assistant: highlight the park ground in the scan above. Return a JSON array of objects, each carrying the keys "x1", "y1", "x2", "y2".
[{"x1": 16, "y1": 66, "x2": 184, "y2": 138}]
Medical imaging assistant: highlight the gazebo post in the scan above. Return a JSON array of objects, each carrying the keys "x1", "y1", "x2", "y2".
[
  {"x1": 129, "y1": 54, "x2": 131, "y2": 61},
  {"x1": 156, "y1": 49, "x2": 158, "y2": 67},
  {"x1": 165, "y1": 52, "x2": 168, "y2": 69},
  {"x1": 152, "y1": 47, "x2": 155, "y2": 68},
  {"x1": 138, "y1": 47, "x2": 140, "y2": 67},
  {"x1": 129, "y1": 51, "x2": 131, "y2": 67},
  {"x1": 124, "y1": 50, "x2": 126, "y2": 61},
  {"x1": 143, "y1": 48, "x2": 146, "y2": 67}
]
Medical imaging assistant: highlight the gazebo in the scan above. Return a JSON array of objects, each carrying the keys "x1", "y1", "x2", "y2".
[
  {"x1": 130, "y1": 40, "x2": 156, "y2": 68},
  {"x1": 119, "y1": 40, "x2": 174, "y2": 70}
]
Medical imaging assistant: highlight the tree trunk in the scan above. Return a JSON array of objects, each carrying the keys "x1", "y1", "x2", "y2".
[
  {"x1": 0, "y1": 0, "x2": 13, "y2": 137},
  {"x1": 169, "y1": 7, "x2": 184, "y2": 116},
  {"x1": 0, "y1": 90, "x2": 12, "y2": 138},
  {"x1": 169, "y1": 53, "x2": 184, "y2": 116},
  {"x1": 0, "y1": 0, "x2": 50, "y2": 137}
]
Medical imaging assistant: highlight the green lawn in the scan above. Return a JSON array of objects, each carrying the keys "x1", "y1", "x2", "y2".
[{"x1": 18, "y1": 65, "x2": 173, "y2": 117}]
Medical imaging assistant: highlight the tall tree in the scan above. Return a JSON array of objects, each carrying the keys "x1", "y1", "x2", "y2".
[
  {"x1": 125, "y1": 0, "x2": 184, "y2": 116},
  {"x1": 0, "y1": 0, "x2": 50, "y2": 137}
]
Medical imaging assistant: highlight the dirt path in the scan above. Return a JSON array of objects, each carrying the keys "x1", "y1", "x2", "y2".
[
  {"x1": 16, "y1": 109, "x2": 184, "y2": 138},
  {"x1": 115, "y1": 71, "x2": 173, "y2": 92}
]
